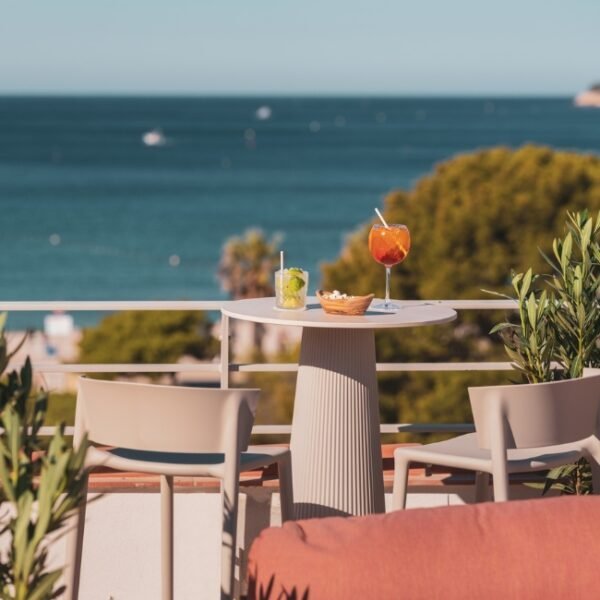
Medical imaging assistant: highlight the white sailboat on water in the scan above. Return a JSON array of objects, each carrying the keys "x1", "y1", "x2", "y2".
[{"x1": 142, "y1": 129, "x2": 166, "y2": 146}]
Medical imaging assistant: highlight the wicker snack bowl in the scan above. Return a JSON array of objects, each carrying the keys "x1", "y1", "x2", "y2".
[{"x1": 316, "y1": 290, "x2": 375, "y2": 316}]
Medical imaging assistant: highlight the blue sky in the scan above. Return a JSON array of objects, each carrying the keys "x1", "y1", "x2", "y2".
[{"x1": 1, "y1": 0, "x2": 598, "y2": 95}]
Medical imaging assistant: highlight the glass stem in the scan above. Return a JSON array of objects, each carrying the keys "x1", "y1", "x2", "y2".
[{"x1": 385, "y1": 266, "x2": 391, "y2": 309}]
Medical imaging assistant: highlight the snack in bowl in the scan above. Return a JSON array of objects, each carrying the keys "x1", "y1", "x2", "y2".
[{"x1": 317, "y1": 290, "x2": 374, "y2": 315}]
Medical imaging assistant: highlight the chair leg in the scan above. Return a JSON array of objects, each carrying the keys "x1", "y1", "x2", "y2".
[
  {"x1": 583, "y1": 442, "x2": 600, "y2": 495},
  {"x1": 65, "y1": 473, "x2": 89, "y2": 600},
  {"x1": 584, "y1": 459, "x2": 600, "y2": 496},
  {"x1": 392, "y1": 456, "x2": 410, "y2": 510},
  {"x1": 160, "y1": 475, "x2": 174, "y2": 600},
  {"x1": 475, "y1": 471, "x2": 490, "y2": 503},
  {"x1": 491, "y1": 463, "x2": 509, "y2": 502},
  {"x1": 277, "y1": 452, "x2": 295, "y2": 522},
  {"x1": 221, "y1": 467, "x2": 240, "y2": 600}
]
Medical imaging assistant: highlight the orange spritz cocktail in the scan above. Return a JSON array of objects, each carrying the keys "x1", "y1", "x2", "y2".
[
  {"x1": 368, "y1": 224, "x2": 411, "y2": 266},
  {"x1": 368, "y1": 223, "x2": 411, "y2": 311}
]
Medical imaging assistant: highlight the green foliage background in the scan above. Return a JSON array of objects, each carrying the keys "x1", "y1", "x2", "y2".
[
  {"x1": 63, "y1": 311, "x2": 218, "y2": 426},
  {"x1": 45, "y1": 392, "x2": 77, "y2": 426},
  {"x1": 218, "y1": 228, "x2": 281, "y2": 299},
  {"x1": 324, "y1": 145, "x2": 600, "y2": 299},
  {"x1": 79, "y1": 310, "x2": 217, "y2": 366},
  {"x1": 70, "y1": 146, "x2": 600, "y2": 441},
  {"x1": 318, "y1": 145, "x2": 600, "y2": 439}
]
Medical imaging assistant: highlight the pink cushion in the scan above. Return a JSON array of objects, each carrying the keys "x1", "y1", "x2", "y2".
[{"x1": 248, "y1": 496, "x2": 600, "y2": 599}]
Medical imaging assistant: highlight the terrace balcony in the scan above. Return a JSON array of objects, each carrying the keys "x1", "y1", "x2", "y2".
[{"x1": 0, "y1": 298, "x2": 551, "y2": 600}]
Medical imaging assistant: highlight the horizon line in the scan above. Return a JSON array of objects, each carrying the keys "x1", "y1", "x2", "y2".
[{"x1": 0, "y1": 91, "x2": 576, "y2": 99}]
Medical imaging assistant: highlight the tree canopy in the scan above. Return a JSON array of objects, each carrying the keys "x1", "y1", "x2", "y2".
[
  {"x1": 323, "y1": 145, "x2": 600, "y2": 300},
  {"x1": 320, "y1": 145, "x2": 600, "y2": 438},
  {"x1": 218, "y1": 228, "x2": 282, "y2": 300},
  {"x1": 79, "y1": 310, "x2": 217, "y2": 366}
]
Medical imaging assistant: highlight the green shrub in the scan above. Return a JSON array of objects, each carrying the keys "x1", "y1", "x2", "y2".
[
  {"x1": 79, "y1": 310, "x2": 217, "y2": 367},
  {"x1": 0, "y1": 315, "x2": 88, "y2": 599}
]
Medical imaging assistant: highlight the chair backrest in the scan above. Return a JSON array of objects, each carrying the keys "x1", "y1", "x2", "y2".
[
  {"x1": 469, "y1": 372, "x2": 600, "y2": 450},
  {"x1": 75, "y1": 377, "x2": 259, "y2": 454}
]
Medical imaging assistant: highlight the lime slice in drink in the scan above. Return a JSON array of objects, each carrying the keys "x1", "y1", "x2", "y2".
[{"x1": 286, "y1": 275, "x2": 305, "y2": 293}]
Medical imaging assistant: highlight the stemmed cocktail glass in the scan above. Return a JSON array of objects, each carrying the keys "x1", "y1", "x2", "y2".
[{"x1": 368, "y1": 223, "x2": 411, "y2": 311}]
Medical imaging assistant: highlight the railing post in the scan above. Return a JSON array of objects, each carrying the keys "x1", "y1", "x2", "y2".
[{"x1": 220, "y1": 314, "x2": 230, "y2": 389}]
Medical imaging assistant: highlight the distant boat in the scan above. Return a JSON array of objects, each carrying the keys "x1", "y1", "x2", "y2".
[
  {"x1": 574, "y1": 84, "x2": 600, "y2": 108},
  {"x1": 255, "y1": 105, "x2": 272, "y2": 120},
  {"x1": 142, "y1": 129, "x2": 166, "y2": 146}
]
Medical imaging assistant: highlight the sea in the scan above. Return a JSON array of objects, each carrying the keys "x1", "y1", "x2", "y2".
[{"x1": 1, "y1": 96, "x2": 600, "y2": 329}]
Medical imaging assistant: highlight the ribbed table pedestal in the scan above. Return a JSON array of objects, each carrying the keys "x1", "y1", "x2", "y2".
[{"x1": 290, "y1": 328, "x2": 385, "y2": 519}]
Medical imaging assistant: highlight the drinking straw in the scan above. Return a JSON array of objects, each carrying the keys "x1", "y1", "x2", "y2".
[
  {"x1": 375, "y1": 208, "x2": 390, "y2": 229},
  {"x1": 280, "y1": 250, "x2": 284, "y2": 291}
]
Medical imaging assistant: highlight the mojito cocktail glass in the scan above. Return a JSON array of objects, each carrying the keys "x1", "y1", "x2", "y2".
[{"x1": 275, "y1": 268, "x2": 309, "y2": 310}]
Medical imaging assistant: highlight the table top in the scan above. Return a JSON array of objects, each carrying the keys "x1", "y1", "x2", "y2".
[{"x1": 222, "y1": 297, "x2": 457, "y2": 329}]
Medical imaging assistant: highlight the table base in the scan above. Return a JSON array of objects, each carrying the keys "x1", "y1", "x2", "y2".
[{"x1": 290, "y1": 328, "x2": 385, "y2": 519}]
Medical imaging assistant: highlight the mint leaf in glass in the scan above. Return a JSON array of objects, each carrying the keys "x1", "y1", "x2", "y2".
[{"x1": 286, "y1": 275, "x2": 305, "y2": 293}]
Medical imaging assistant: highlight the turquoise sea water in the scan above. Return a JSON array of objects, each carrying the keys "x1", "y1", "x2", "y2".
[{"x1": 1, "y1": 96, "x2": 600, "y2": 328}]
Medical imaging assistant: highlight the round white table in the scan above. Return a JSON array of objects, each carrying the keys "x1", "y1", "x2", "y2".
[{"x1": 222, "y1": 297, "x2": 457, "y2": 519}]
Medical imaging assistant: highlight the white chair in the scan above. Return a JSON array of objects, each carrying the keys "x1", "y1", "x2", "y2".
[
  {"x1": 392, "y1": 372, "x2": 600, "y2": 509},
  {"x1": 67, "y1": 378, "x2": 294, "y2": 600}
]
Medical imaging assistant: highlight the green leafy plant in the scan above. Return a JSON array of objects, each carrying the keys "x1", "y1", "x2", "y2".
[
  {"x1": 493, "y1": 211, "x2": 600, "y2": 382},
  {"x1": 539, "y1": 460, "x2": 593, "y2": 496},
  {"x1": 489, "y1": 269, "x2": 560, "y2": 384},
  {"x1": 492, "y1": 211, "x2": 600, "y2": 495},
  {"x1": 541, "y1": 211, "x2": 600, "y2": 379},
  {"x1": 538, "y1": 211, "x2": 600, "y2": 495},
  {"x1": 0, "y1": 315, "x2": 88, "y2": 599}
]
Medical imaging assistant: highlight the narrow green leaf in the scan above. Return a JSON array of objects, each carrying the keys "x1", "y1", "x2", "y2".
[
  {"x1": 561, "y1": 232, "x2": 573, "y2": 272},
  {"x1": 520, "y1": 269, "x2": 533, "y2": 299},
  {"x1": 489, "y1": 322, "x2": 516, "y2": 334},
  {"x1": 526, "y1": 293, "x2": 537, "y2": 329},
  {"x1": 581, "y1": 217, "x2": 593, "y2": 250},
  {"x1": 27, "y1": 570, "x2": 63, "y2": 600}
]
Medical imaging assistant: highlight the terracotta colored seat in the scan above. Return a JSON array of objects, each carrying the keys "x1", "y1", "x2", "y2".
[{"x1": 248, "y1": 496, "x2": 600, "y2": 600}]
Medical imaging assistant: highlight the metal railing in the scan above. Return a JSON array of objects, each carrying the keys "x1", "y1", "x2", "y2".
[{"x1": 0, "y1": 299, "x2": 518, "y2": 437}]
